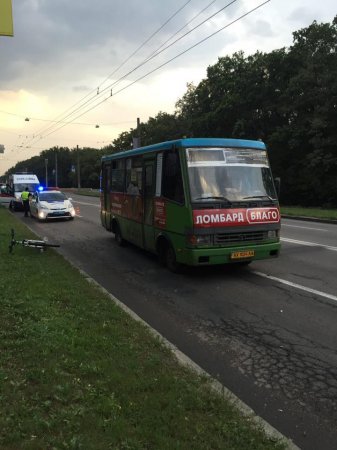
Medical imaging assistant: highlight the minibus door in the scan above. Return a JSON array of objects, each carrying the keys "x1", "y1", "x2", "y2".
[
  {"x1": 143, "y1": 158, "x2": 156, "y2": 251},
  {"x1": 103, "y1": 164, "x2": 111, "y2": 229}
]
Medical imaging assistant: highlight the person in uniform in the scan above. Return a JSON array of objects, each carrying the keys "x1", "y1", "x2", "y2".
[{"x1": 21, "y1": 187, "x2": 31, "y2": 217}]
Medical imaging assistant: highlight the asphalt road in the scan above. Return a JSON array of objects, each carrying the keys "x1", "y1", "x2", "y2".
[{"x1": 15, "y1": 194, "x2": 337, "y2": 450}]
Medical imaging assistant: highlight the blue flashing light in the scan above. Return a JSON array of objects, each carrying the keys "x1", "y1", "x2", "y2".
[{"x1": 38, "y1": 186, "x2": 44, "y2": 191}]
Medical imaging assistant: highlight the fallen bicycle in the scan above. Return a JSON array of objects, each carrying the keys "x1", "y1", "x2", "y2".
[{"x1": 9, "y1": 228, "x2": 60, "y2": 253}]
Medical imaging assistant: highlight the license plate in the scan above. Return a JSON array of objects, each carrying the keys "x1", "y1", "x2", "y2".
[{"x1": 231, "y1": 250, "x2": 255, "y2": 259}]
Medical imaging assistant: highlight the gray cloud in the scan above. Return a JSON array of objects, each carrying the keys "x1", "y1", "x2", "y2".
[
  {"x1": 1, "y1": 0, "x2": 335, "y2": 106},
  {"x1": 0, "y1": 0, "x2": 241, "y2": 90},
  {"x1": 247, "y1": 19, "x2": 275, "y2": 38}
]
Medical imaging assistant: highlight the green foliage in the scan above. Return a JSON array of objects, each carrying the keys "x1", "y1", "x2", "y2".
[
  {"x1": 174, "y1": 16, "x2": 337, "y2": 206},
  {"x1": 0, "y1": 208, "x2": 286, "y2": 449},
  {"x1": 281, "y1": 205, "x2": 337, "y2": 220},
  {"x1": 5, "y1": 146, "x2": 106, "y2": 189},
  {"x1": 4, "y1": 17, "x2": 337, "y2": 206}
]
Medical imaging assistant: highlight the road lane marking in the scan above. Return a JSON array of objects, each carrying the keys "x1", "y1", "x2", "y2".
[
  {"x1": 72, "y1": 200, "x2": 100, "y2": 207},
  {"x1": 281, "y1": 224, "x2": 328, "y2": 232},
  {"x1": 281, "y1": 237, "x2": 337, "y2": 252},
  {"x1": 253, "y1": 271, "x2": 337, "y2": 303},
  {"x1": 78, "y1": 270, "x2": 297, "y2": 448}
]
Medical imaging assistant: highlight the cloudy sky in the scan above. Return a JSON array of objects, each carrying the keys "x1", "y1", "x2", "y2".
[{"x1": 0, "y1": 0, "x2": 336, "y2": 175}]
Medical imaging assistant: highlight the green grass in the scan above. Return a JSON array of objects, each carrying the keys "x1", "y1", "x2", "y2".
[
  {"x1": 281, "y1": 206, "x2": 337, "y2": 220},
  {"x1": 0, "y1": 206, "x2": 286, "y2": 450}
]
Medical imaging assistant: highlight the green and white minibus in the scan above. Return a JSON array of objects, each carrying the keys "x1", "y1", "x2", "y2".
[{"x1": 100, "y1": 138, "x2": 280, "y2": 271}]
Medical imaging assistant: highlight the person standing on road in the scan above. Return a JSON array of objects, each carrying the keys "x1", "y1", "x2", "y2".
[{"x1": 21, "y1": 187, "x2": 31, "y2": 217}]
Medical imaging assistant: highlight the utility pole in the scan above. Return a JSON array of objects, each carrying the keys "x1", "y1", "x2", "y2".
[
  {"x1": 137, "y1": 117, "x2": 141, "y2": 148},
  {"x1": 77, "y1": 145, "x2": 81, "y2": 189},
  {"x1": 45, "y1": 158, "x2": 48, "y2": 188},
  {"x1": 55, "y1": 152, "x2": 58, "y2": 187},
  {"x1": 132, "y1": 117, "x2": 141, "y2": 148}
]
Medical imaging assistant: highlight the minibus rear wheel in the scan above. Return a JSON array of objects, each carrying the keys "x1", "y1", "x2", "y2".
[
  {"x1": 114, "y1": 223, "x2": 126, "y2": 247},
  {"x1": 157, "y1": 240, "x2": 167, "y2": 266}
]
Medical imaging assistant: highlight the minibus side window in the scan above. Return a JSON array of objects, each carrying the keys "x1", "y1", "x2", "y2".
[
  {"x1": 162, "y1": 151, "x2": 184, "y2": 204},
  {"x1": 111, "y1": 159, "x2": 125, "y2": 192}
]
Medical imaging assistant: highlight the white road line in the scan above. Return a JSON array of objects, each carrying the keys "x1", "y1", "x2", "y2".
[
  {"x1": 281, "y1": 237, "x2": 337, "y2": 252},
  {"x1": 72, "y1": 200, "x2": 100, "y2": 207},
  {"x1": 282, "y1": 224, "x2": 328, "y2": 232},
  {"x1": 253, "y1": 271, "x2": 337, "y2": 303}
]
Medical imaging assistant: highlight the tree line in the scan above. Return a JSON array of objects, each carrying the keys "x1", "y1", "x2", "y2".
[{"x1": 4, "y1": 17, "x2": 337, "y2": 206}]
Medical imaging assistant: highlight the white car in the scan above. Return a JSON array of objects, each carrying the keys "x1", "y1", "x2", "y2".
[
  {"x1": 0, "y1": 184, "x2": 15, "y2": 206},
  {"x1": 30, "y1": 190, "x2": 76, "y2": 221}
]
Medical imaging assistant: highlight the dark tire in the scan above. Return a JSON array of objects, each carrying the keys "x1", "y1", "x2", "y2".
[
  {"x1": 165, "y1": 244, "x2": 182, "y2": 273},
  {"x1": 114, "y1": 224, "x2": 126, "y2": 247},
  {"x1": 157, "y1": 240, "x2": 167, "y2": 266},
  {"x1": 234, "y1": 260, "x2": 252, "y2": 267}
]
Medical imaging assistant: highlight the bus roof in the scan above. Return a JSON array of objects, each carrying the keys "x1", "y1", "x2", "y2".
[{"x1": 101, "y1": 138, "x2": 266, "y2": 162}]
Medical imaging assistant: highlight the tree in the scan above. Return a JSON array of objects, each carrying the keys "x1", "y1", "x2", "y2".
[{"x1": 5, "y1": 17, "x2": 337, "y2": 206}]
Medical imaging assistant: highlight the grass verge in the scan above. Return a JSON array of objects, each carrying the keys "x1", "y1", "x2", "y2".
[
  {"x1": 280, "y1": 206, "x2": 337, "y2": 220},
  {"x1": 0, "y1": 206, "x2": 286, "y2": 450}
]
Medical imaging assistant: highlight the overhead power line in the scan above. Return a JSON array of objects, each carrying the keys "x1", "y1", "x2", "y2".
[
  {"x1": 34, "y1": 0, "x2": 238, "y2": 137},
  {"x1": 23, "y1": 0, "x2": 240, "y2": 147},
  {"x1": 0, "y1": 109, "x2": 134, "y2": 127},
  {"x1": 32, "y1": 0, "x2": 272, "y2": 142},
  {"x1": 27, "y1": 0, "x2": 193, "y2": 141},
  {"x1": 140, "y1": 0, "x2": 219, "y2": 68}
]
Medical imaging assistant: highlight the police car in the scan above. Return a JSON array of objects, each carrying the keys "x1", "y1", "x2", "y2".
[{"x1": 30, "y1": 189, "x2": 76, "y2": 221}]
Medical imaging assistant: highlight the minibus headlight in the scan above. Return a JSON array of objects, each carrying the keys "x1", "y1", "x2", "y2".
[{"x1": 188, "y1": 235, "x2": 212, "y2": 246}]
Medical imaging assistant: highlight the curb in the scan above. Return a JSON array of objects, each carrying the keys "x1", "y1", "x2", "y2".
[
  {"x1": 77, "y1": 268, "x2": 299, "y2": 449},
  {"x1": 281, "y1": 214, "x2": 337, "y2": 225},
  {"x1": 82, "y1": 272, "x2": 299, "y2": 450},
  {"x1": 22, "y1": 220, "x2": 299, "y2": 449}
]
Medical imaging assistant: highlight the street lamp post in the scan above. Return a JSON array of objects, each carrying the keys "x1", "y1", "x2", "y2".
[
  {"x1": 77, "y1": 145, "x2": 81, "y2": 189},
  {"x1": 45, "y1": 158, "x2": 48, "y2": 188},
  {"x1": 55, "y1": 152, "x2": 58, "y2": 187}
]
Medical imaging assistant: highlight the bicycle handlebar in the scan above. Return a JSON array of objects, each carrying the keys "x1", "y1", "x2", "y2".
[{"x1": 9, "y1": 229, "x2": 60, "y2": 253}]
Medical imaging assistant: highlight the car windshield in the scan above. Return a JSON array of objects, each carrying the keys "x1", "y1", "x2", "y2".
[
  {"x1": 39, "y1": 192, "x2": 66, "y2": 202},
  {"x1": 186, "y1": 147, "x2": 277, "y2": 202}
]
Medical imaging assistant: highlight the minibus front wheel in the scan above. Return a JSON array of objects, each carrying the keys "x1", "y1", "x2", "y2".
[
  {"x1": 157, "y1": 238, "x2": 181, "y2": 273},
  {"x1": 165, "y1": 243, "x2": 182, "y2": 273}
]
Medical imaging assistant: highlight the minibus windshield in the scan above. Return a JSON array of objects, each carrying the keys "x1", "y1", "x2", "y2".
[{"x1": 186, "y1": 147, "x2": 277, "y2": 202}]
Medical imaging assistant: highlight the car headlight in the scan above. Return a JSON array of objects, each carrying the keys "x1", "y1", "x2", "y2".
[
  {"x1": 70, "y1": 207, "x2": 75, "y2": 217},
  {"x1": 38, "y1": 211, "x2": 46, "y2": 219},
  {"x1": 187, "y1": 234, "x2": 212, "y2": 246}
]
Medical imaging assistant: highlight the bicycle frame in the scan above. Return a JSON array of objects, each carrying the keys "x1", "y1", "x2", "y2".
[{"x1": 9, "y1": 229, "x2": 60, "y2": 253}]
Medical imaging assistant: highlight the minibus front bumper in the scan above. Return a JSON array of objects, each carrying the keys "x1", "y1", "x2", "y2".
[{"x1": 178, "y1": 241, "x2": 281, "y2": 266}]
